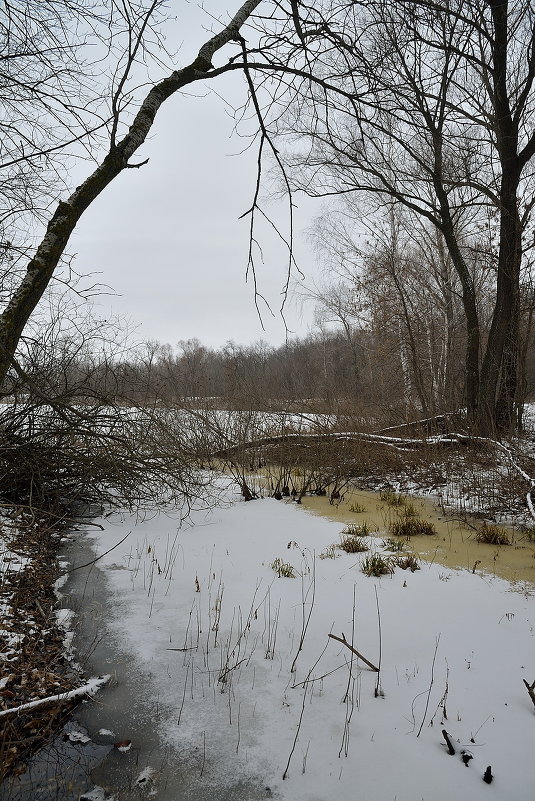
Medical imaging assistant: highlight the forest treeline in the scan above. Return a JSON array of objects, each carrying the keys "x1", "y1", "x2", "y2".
[{"x1": 8, "y1": 209, "x2": 535, "y2": 429}]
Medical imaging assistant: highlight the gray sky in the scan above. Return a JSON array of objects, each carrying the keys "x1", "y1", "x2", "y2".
[{"x1": 70, "y1": 3, "x2": 322, "y2": 351}]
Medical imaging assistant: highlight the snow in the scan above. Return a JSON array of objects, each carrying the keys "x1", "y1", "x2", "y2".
[
  {"x1": 67, "y1": 729, "x2": 92, "y2": 743},
  {"x1": 85, "y1": 485, "x2": 535, "y2": 801},
  {"x1": 0, "y1": 675, "x2": 111, "y2": 719},
  {"x1": 56, "y1": 607, "x2": 75, "y2": 627},
  {"x1": 80, "y1": 787, "x2": 115, "y2": 801},
  {"x1": 0, "y1": 536, "x2": 29, "y2": 574},
  {"x1": 135, "y1": 766, "x2": 156, "y2": 785}
]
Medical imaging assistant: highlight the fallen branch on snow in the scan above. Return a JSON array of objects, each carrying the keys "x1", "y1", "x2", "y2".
[
  {"x1": 328, "y1": 633, "x2": 379, "y2": 672},
  {"x1": 0, "y1": 674, "x2": 111, "y2": 718}
]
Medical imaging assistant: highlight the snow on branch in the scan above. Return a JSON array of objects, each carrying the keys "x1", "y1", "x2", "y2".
[{"x1": 0, "y1": 675, "x2": 110, "y2": 718}]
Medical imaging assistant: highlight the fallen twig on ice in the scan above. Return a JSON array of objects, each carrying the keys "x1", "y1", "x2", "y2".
[{"x1": 328, "y1": 633, "x2": 379, "y2": 672}]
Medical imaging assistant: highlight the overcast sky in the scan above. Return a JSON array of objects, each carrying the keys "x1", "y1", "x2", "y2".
[{"x1": 70, "y1": 3, "x2": 323, "y2": 352}]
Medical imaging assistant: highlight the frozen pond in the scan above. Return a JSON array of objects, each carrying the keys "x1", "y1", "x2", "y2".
[
  {"x1": 67, "y1": 526, "x2": 270, "y2": 800},
  {"x1": 27, "y1": 483, "x2": 535, "y2": 800}
]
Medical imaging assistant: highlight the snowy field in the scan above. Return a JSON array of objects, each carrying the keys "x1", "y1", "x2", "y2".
[{"x1": 82, "y1": 483, "x2": 535, "y2": 801}]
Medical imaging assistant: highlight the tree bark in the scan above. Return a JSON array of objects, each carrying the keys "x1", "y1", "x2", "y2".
[
  {"x1": 476, "y1": 0, "x2": 525, "y2": 435},
  {"x1": 434, "y1": 195, "x2": 480, "y2": 424}
]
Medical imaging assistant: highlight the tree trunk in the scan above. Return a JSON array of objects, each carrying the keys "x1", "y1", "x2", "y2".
[
  {"x1": 476, "y1": 0, "x2": 527, "y2": 436},
  {"x1": 437, "y1": 211, "x2": 480, "y2": 424},
  {"x1": 478, "y1": 185, "x2": 522, "y2": 435}
]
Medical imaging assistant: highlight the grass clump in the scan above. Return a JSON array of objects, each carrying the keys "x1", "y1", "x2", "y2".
[
  {"x1": 389, "y1": 517, "x2": 436, "y2": 538},
  {"x1": 380, "y1": 490, "x2": 406, "y2": 507},
  {"x1": 338, "y1": 522, "x2": 371, "y2": 554},
  {"x1": 361, "y1": 553, "x2": 394, "y2": 577},
  {"x1": 349, "y1": 502, "x2": 366, "y2": 513},
  {"x1": 381, "y1": 537, "x2": 405, "y2": 552},
  {"x1": 396, "y1": 553, "x2": 420, "y2": 572},
  {"x1": 319, "y1": 544, "x2": 338, "y2": 560},
  {"x1": 476, "y1": 524, "x2": 511, "y2": 545},
  {"x1": 271, "y1": 558, "x2": 296, "y2": 577},
  {"x1": 523, "y1": 527, "x2": 535, "y2": 543},
  {"x1": 342, "y1": 522, "x2": 371, "y2": 537},
  {"x1": 339, "y1": 534, "x2": 369, "y2": 554},
  {"x1": 401, "y1": 502, "x2": 418, "y2": 518}
]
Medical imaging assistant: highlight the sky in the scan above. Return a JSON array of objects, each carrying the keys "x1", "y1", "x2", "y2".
[{"x1": 70, "y1": 2, "x2": 323, "y2": 352}]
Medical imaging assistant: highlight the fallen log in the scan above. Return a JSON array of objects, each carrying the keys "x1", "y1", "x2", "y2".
[{"x1": 211, "y1": 431, "x2": 470, "y2": 460}]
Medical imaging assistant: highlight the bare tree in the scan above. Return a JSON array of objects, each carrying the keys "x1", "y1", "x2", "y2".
[
  {"x1": 0, "y1": 0, "x2": 271, "y2": 390},
  {"x1": 275, "y1": 0, "x2": 535, "y2": 435}
]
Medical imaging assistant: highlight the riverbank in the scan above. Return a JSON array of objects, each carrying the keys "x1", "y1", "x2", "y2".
[{"x1": 0, "y1": 505, "x2": 84, "y2": 783}]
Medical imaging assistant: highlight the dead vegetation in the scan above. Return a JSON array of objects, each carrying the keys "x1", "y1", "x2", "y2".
[
  {"x1": 475, "y1": 524, "x2": 512, "y2": 546},
  {"x1": 0, "y1": 506, "x2": 82, "y2": 780},
  {"x1": 203, "y1": 410, "x2": 535, "y2": 528},
  {"x1": 389, "y1": 518, "x2": 437, "y2": 538}
]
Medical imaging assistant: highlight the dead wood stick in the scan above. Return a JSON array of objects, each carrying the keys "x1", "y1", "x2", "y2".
[
  {"x1": 523, "y1": 678, "x2": 535, "y2": 708},
  {"x1": 442, "y1": 729, "x2": 456, "y2": 755},
  {"x1": 328, "y1": 633, "x2": 379, "y2": 672}
]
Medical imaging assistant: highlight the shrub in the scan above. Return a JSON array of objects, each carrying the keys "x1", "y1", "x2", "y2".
[
  {"x1": 361, "y1": 553, "x2": 394, "y2": 577},
  {"x1": 523, "y1": 527, "x2": 535, "y2": 543},
  {"x1": 389, "y1": 517, "x2": 436, "y2": 537},
  {"x1": 476, "y1": 524, "x2": 511, "y2": 545},
  {"x1": 396, "y1": 554, "x2": 420, "y2": 572},
  {"x1": 271, "y1": 558, "x2": 296, "y2": 577}
]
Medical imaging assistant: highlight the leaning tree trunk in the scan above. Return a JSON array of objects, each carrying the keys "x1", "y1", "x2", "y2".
[{"x1": 0, "y1": 0, "x2": 262, "y2": 392}]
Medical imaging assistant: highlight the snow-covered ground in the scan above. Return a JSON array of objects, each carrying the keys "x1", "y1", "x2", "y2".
[{"x1": 81, "y1": 482, "x2": 535, "y2": 801}]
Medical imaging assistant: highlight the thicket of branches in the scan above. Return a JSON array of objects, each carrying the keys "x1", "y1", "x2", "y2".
[{"x1": 0, "y1": 307, "x2": 210, "y2": 513}]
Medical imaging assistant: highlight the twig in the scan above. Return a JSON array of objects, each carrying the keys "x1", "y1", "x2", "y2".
[
  {"x1": 218, "y1": 657, "x2": 247, "y2": 685},
  {"x1": 328, "y1": 633, "x2": 379, "y2": 672},
  {"x1": 523, "y1": 678, "x2": 535, "y2": 708},
  {"x1": 283, "y1": 683, "x2": 309, "y2": 780},
  {"x1": 291, "y1": 551, "x2": 316, "y2": 673},
  {"x1": 417, "y1": 634, "x2": 441, "y2": 737},
  {"x1": 374, "y1": 585, "x2": 382, "y2": 696},
  {"x1": 284, "y1": 641, "x2": 330, "y2": 779},
  {"x1": 291, "y1": 662, "x2": 346, "y2": 688},
  {"x1": 60, "y1": 531, "x2": 131, "y2": 574}
]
